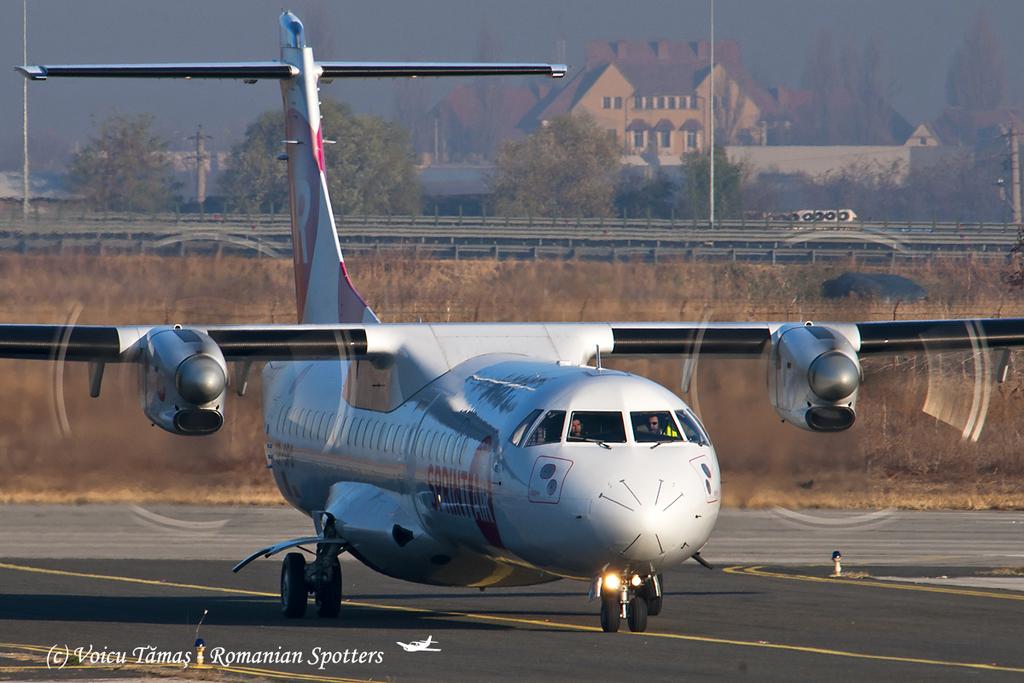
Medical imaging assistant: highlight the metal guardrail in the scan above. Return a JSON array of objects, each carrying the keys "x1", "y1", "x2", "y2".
[{"x1": 0, "y1": 214, "x2": 1018, "y2": 264}]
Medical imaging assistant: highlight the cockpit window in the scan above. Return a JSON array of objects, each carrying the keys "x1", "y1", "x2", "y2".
[
  {"x1": 631, "y1": 411, "x2": 683, "y2": 443},
  {"x1": 526, "y1": 410, "x2": 565, "y2": 446},
  {"x1": 568, "y1": 411, "x2": 627, "y2": 443},
  {"x1": 675, "y1": 410, "x2": 709, "y2": 446},
  {"x1": 510, "y1": 408, "x2": 543, "y2": 447}
]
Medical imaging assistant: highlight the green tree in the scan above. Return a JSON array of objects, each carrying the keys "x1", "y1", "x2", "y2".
[
  {"x1": 66, "y1": 113, "x2": 177, "y2": 212},
  {"x1": 220, "y1": 100, "x2": 420, "y2": 215},
  {"x1": 679, "y1": 147, "x2": 747, "y2": 220},
  {"x1": 492, "y1": 114, "x2": 619, "y2": 217}
]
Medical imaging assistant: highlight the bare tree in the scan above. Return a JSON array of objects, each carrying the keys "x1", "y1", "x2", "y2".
[
  {"x1": 471, "y1": 22, "x2": 505, "y2": 161},
  {"x1": 394, "y1": 78, "x2": 433, "y2": 160},
  {"x1": 946, "y1": 9, "x2": 1006, "y2": 109}
]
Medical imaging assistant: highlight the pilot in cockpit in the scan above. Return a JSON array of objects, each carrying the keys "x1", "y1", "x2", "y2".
[{"x1": 634, "y1": 412, "x2": 680, "y2": 441}]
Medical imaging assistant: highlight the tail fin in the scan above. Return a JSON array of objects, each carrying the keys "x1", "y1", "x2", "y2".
[
  {"x1": 18, "y1": 11, "x2": 565, "y2": 325},
  {"x1": 278, "y1": 12, "x2": 377, "y2": 324}
]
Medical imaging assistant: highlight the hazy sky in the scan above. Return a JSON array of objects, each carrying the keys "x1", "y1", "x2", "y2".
[{"x1": 1, "y1": 0, "x2": 1022, "y2": 170}]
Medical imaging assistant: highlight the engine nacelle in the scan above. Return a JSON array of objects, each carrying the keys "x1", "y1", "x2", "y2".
[
  {"x1": 769, "y1": 324, "x2": 861, "y2": 432},
  {"x1": 139, "y1": 327, "x2": 227, "y2": 435}
]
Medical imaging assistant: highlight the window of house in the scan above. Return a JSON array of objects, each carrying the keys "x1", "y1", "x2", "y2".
[
  {"x1": 633, "y1": 130, "x2": 645, "y2": 148},
  {"x1": 634, "y1": 95, "x2": 643, "y2": 109},
  {"x1": 657, "y1": 96, "x2": 666, "y2": 109},
  {"x1": 602, "y1": 96, "x2": 611, "y2": 109},
  {"x1": 920, "y1": 136, "x2": 927, "y2": 145},
  {"x1": 613, "y1": 96, "x2": 623, "y2": 109},
  {"x1": 660, "y1": 130, "x2": 671, "y2": 147},
  {"x1": 686, "y1": 130, "x2": 698, "y2": 149},
  {"x1": 667, "y1": 96, "x2": 676, "y2": 109}
]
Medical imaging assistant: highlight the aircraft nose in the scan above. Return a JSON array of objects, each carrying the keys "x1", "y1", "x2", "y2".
[
  {"x1": 570, "y1": 453, "x2": 719, "y2": 568},
  {"x1": 591, "y1": 477, "x2": 691, "y2": 560}
]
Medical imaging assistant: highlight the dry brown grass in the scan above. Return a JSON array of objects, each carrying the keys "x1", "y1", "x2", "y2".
[
  {"x1": 1, "y1": 250, "x2": 1023, "y2": 508},
  {"x1": 979, "y1": 567, "x2": 1024, "y2": 576}
]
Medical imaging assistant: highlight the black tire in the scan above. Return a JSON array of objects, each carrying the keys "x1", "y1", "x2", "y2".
[
  {"x1": 627, "y1": 596, "x2": 648, "y2": 632},
  {"x1": 644, "y1": 575, "x2": 664, "y2": 616},
  {"x1": 281, "y1": 552, "x2": 307, "y2": 618},
  {"x1": 600, "y1": 595, "x2": 621, "y2": 633},
  {"x1": 315, "y1": 558, "x2": 342, "y2": 618},
  {"x1": 825, "y1": 211, "x2": 837, "y2": 221},
  {"x1": 838, "y1": 210, "x2": 850, "y2": 221}
]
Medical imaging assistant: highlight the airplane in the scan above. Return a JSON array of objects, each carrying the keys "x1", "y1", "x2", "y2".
[
  {"x1": 395, "y1": 636, "x2": 441, "y2": 653},
  {"x1": 10, "y1": 11, "x2": 1024, "y2": 634}
]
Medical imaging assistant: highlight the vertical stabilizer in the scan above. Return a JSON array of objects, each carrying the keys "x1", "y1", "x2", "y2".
[
  {"x1": 278, "y1": 12, "x2": 378, "y2": 325},
  {"x1": 17, "y1": 11, "x2": 564, "y2": 326}
]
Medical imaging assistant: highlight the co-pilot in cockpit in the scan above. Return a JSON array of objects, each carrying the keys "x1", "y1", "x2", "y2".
[{"x1": 509, "y1": 406, "x2": 710, "y2": 447}]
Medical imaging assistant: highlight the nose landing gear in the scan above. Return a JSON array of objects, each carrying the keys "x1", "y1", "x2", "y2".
[{"x1": 598, "y1": 573, "x2": 658, "y2": 633}]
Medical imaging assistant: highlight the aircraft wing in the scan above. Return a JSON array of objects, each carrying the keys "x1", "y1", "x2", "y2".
[
  {"x1": 0, "y1": 324, "x2": 369, "y2": 362},
  {"x1": 2, "y1": 318, "x2": 1024, "y2": 363}
]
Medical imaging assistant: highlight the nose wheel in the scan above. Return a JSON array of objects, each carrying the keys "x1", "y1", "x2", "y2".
[{"x1": 598, "y1": 576, "x2": 651, "y2": 633}]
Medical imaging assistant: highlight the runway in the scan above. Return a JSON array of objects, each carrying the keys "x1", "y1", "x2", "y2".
[{"x1": 2, "y1": 505, "x2": 1024, "y2": 681}]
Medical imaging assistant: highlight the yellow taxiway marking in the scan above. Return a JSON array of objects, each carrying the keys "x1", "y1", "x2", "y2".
[
  {"x1": 2, "y1": 561, "x2": 1024, "y2": 675},
  {"x1": 0, "y1": 641, "x2": 367, "y2": 683},
  {"x1": 725, "y1": 565, "x2": 1024, "y2": 602}
]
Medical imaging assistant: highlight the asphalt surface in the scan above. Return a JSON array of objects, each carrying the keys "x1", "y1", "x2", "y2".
[{"x1": 0, "y1": 506, "x2": 1023, "y2": 681}]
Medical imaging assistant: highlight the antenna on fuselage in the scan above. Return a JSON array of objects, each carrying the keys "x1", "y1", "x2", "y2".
[{"x1": 595, "y1": 344, "x2": 603, "y2": 371}]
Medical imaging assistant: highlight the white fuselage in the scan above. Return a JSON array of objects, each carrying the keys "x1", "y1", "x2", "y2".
[{"x1": 262, "y1": 354, "x2": 721, "y2": 587}]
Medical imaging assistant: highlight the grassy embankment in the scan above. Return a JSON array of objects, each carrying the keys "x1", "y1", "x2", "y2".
[{"x1": 1, "y1": 251, "x2": 1022, "y2": 508}]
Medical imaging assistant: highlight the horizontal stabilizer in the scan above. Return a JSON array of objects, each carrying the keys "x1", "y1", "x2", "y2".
[
  {"x1": 15, "y1": 62, "x2": 299, "y2": 81},
  {"x1": 318, "y1": 61, "x2": 566, "y2": 79}
]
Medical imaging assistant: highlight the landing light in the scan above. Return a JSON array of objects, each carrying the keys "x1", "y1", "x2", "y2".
[
  {"x1": 603, "y1": 573, "x2": 621, "y2": 591},
  {"x1": 630, "y1": 574, "x2": 642, "y2": 587}
]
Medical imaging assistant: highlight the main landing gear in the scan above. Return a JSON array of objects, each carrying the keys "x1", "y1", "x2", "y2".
[
  {"x1": 598, "y1": 573, "x2": 663, "y2": 633},
  {"x1": 281, "y1": 533, "x2": 344, "y2": 618}
]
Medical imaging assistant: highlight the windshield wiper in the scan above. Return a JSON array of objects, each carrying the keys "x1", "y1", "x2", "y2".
[
  {"x1": 649, "y1": 439, "x2": 677, "y2": 449},
  {"x1": 584, "y1": 438, "x2": 612, "y2": 449}
]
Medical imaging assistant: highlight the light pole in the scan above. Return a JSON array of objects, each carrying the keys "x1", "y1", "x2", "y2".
[
  {"x1": 708, "y1": 0, "x2": 715, "y2": 229},
  {"x1": 22, "y1": 0, "x2": 29, "y2": 220}
]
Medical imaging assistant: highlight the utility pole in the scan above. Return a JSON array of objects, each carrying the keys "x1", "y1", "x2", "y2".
[
  {"x1": 187, "y1": 125, "x2": 212, "y2": 219},
  {"x1": 708, "y1": 0, "x2": 715, "y2": 229},
  {"x1": 22, "y1": 0, "x2": 29, "y2": 220},
  {"x1": 1011, "y1": 127, "x2": 1022, "y2": 226}
]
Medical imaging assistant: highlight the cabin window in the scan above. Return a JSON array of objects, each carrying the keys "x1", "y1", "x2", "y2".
[
  {"x1": 568, "y1": 411, "x2": 627, "y2": 443},
  {"x1": 510, "y1": 408, "x2": 544, "y2": 446},
  {"x1": 526, "y1": 410, "x2": 566, "y2": 446}
]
